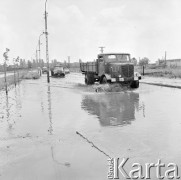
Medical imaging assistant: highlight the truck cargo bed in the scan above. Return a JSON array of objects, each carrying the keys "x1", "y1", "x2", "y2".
[{"x1": 80, "y1": 62, "x2": 97, "y2": 73}]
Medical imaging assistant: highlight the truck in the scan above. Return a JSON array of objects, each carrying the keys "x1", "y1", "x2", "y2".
[
  {"x1": 80, "y1": 53, "x2": 141, "y2": 88},
  {"x1": 42, "y1": 66, "x2": 48, "y2": 74}
]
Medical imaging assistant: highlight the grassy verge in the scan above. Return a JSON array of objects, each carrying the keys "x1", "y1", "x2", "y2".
[
  {"x1": 135, "y1": 66, "x2": 181, "y2": 78},
  {"x1": 0, "y1": 70, "x2": 40, "y2": 91},
  {"x1": 23, "y1": 71, "x2": 40, "y2": 79}
]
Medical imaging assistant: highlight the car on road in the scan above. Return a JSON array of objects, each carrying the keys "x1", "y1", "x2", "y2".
[
  {"x1": 42, "y1": 67, "x2": 48, "y2": 74},
  {"x1": 51, "y1": 65, "x2": 65, "y2": 77}
]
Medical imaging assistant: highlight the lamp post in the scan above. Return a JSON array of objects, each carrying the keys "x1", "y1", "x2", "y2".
[
  {"x1": 38, "y1": 33, "x2": 44, "y2": 68},
  {"x1": 36, "y1": 48, "x2": 38, "y2": 65},
  {"x1": 44, "y1": 0, "x2": 50, "y2": 83},
  {"x1": 35, "y1": 41, "x2": 40, "y2": 68}
]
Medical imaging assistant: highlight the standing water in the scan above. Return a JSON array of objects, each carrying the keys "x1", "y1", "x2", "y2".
[{"x1": 0, "y1": 73, "x2": 181, "y2": 179}]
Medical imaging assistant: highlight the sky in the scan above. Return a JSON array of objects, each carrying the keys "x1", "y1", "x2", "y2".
[{"x1": 1, "y1": 0, "x2": 181, "y2": 64}]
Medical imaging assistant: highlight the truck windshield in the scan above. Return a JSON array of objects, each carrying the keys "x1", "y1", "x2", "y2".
[{"x1": 104, "y1": 54, "x2": 130, "y2": 62}]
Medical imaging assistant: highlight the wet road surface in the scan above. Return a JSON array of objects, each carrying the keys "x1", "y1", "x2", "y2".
[{"x1": 0, "y1": 73, "x2": 181, "y2": 179}]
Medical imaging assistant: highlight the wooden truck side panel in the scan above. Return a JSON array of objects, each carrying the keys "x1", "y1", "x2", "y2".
[{"x1": 80, "y1": 62, "x2": 98, "y2": 74}]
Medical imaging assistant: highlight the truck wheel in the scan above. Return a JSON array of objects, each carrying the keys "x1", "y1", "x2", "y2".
[
  {"x1": 100, "y1": 76, "x2": 107, "y2": 84},
  {"x1": 131, "y1": 80, "x2": 139, "y2": 88},
  {"x1": 86, "y1": 73, "x2": 94, "y2": 85}
]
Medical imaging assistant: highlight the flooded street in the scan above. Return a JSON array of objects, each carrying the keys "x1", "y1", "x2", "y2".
[{"x1": 0, "y1": 73, "x2": 181, "y2": 179}]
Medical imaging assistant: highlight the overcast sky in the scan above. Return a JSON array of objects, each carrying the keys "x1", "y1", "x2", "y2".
[{"x1": 1, "y1": 0, "x2": 181, "y2": 64}]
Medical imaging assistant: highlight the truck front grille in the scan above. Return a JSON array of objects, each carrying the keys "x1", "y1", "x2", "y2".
[{"x1": 121, "y1": 65, "x2": 134, "y2": 78}]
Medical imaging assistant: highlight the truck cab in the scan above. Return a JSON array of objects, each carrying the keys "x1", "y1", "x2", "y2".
[
  {"x1": 97, "y1": 53, "x2": 132, "y2": 80},
  {"x1": 51, "y1": 65, "x2": 65, "y2": 77}
]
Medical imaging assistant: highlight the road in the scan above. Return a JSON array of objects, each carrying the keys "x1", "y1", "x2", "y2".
[{"x1": 0, "y1": 73, "x2": 181, "y2": 179}]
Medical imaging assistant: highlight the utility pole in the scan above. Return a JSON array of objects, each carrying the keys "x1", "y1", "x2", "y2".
[
  {"x1": 68, "y1": 56, "x2": 70, "y2": 68},
  {"x1": 165, "y1": 51, "x2": 167, "y2": 67},
  {"x1": 3, "y1": 48, "x2": 10, "y2": 95},
  {"x1": 36, "y1": 49, "x2": 38, "y2": 65},
  {"x1": 99, "y1": 47, "x2": 105, "y2": 53},
  {"x1": 44, "y1": 0, "x2": 50, "y2": 83}
]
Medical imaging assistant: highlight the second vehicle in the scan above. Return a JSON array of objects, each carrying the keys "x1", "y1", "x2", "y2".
[{"x1": 51, "y1": 65, "x2": 65, "y2": 77}]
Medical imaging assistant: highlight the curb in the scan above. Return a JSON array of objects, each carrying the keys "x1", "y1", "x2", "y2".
[{"x1": 140, "y1": 81, "x2": 181, "y2": 89}]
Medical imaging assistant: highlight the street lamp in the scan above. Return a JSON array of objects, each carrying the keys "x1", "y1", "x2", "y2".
[
  {"x1": 38, "y1": 32, "x2": 44, "y2": 68},
  {"x1": 36, "y1": 43, "x2": 39, "y2": 67},
  {"x1": 44, "y1": 0, "x2": 50, "y2": 83}
]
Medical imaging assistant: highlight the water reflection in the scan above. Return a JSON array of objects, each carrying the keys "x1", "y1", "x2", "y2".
[
  {"x1": 4, "y1": 88, "x2": 22, "y2": 133},
  {"x1": 14, "y1": 87, "x2": 22, "y2": 117},
  {"x1": 40, "y1": 87, "x2": 44, "y2": 113},
  {"x1": 142, "y1": 102, "x2": 145, "y2": 118},
  {"x1": 47, "y1": 85, "x2": 53, "y2": 134},
  {"x1": 41, "y1": 97, "x2": 44, "y2": 113},
  {"x1": 81, "y1": 92, "x2": 140, "y2": 127},
  {"x1": 5, "y1": 94, "x2": 11, "y2": 130}
]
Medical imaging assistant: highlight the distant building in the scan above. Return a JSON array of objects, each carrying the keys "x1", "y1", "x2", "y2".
[
  {"x1": 156, "y1": 59, "x2": 165, "y2": 66},
  {"x1": 166, "y1": 59, "x2": 181, "y2": 67},
  {"x1": 156, "y1": 59, "x2": 181, "y2": 67}
]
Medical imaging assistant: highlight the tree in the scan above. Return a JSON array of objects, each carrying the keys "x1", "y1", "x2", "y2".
[
  {"x1": 20, "y1": 59, "x2": 23, "y2": 68},
  {"x1": 27, "y1": 60, "x2": 32, "y2": 68},
  {"x1": 33, "y1": 59, "x2": 36, "y2": 68},
  {"x1": 139, "y1": 57, "x2": 150, "y2": 66},
  {"x1": 52, "y1": 59, "x2": 57, "y2": 66}
]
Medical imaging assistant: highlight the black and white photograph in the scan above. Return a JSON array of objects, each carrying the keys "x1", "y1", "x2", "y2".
[{"x1": 0, "y1": 0, "x2": 181, "y2": 179}]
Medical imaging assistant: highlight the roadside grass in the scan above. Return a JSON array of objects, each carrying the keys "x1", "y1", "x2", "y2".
[
  {"x1": 0, "y1": 70, "x2": 40, "y2": 91},
  {"x1": 135, "y1": 66, "x2": 181, "y2": 78}
]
